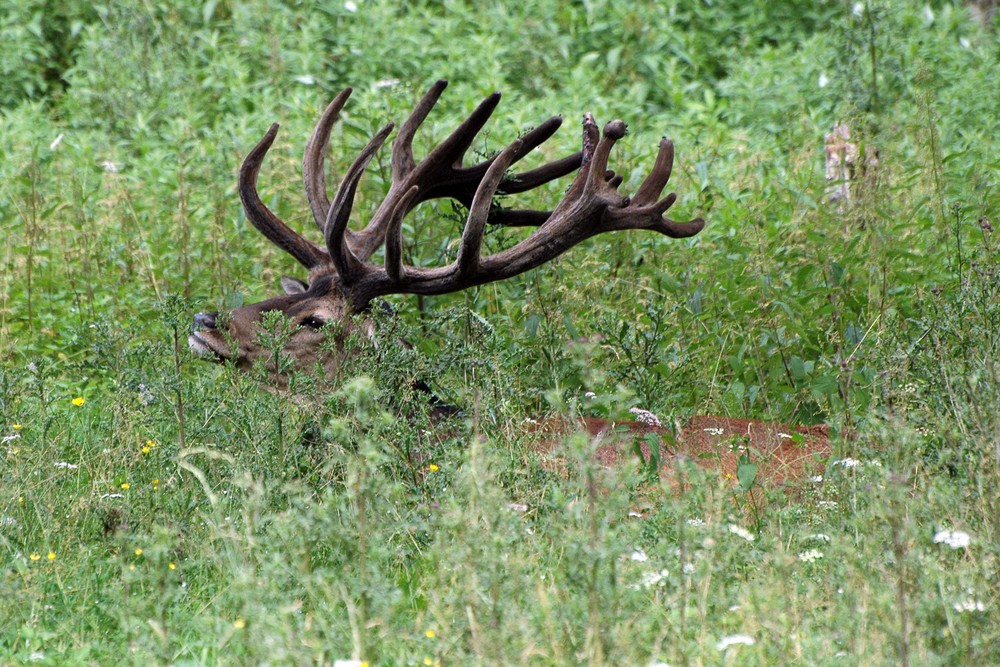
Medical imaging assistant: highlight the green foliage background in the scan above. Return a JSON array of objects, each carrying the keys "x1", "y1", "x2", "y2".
[{"x1": 1, "y1": 0, "x2": 998, "y2": 664}]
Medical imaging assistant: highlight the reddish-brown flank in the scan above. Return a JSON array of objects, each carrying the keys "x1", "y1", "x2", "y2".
[{"x1": 531, "y1": 415, "x2": 831, "y2": 499}]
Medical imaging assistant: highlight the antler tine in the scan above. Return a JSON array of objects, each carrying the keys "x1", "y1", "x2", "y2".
[
  {"x1": 457, "y1": 139, "x2": 524, "y2": 276},
  {"x1": 302, "y1": 87, "x2": 353, "y2": 231},
  {"x1": 585, "y1": 120, "x2": 627, "y2": 193},
  {"x1": 385, "y1": 185, "x2": 421, "y2": 283},
  {"x1": 240, "y1": 123, "x2": 327, "y2": 269},
  {"x1": 631, "y1": 138, "x2": 674, "y2": 206},
  {"x1": 414, "y1": 90, "x2": 502, "y2": 177},
  {"x1": 392, "y1": 79, "x2": 450, "y2": 179},
  {"x1": 324, "y1": 121, "x2": 395, "y2": 283}
]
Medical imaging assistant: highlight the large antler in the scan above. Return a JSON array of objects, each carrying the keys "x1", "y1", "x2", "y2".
[{"x1": 239, "y1": 79, "x2": 704, "y2": 310}]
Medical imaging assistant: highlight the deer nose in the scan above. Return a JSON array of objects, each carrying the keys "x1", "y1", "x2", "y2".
[{"x1": 193, "y1": 311, "x2": 218, "y2": 331}]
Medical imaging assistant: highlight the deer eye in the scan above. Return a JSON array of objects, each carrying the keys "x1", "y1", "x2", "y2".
[{"x1": 300, "y1": 316, "x2": 326, "y2": 330}]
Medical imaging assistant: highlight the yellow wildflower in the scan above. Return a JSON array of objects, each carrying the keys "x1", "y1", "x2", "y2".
[
  {"x1": 146, "y1": 439, "x2": 157, "y2": 449},
  {"x1": 134, "y1": 548, "x2": 143, "y2": 556},
  {"x1": 120, "y1": 482, "x2": 130, "y2": 490},
  {"x1": 71, "y1": 397, "x2": 85, "y2": 407},
  {"x1": 425, "y1": 629, "x2": 436, "y2": 639},
  {"x1": 234, "y1": 618, "x2": 246, "y2": 629},
  {"x1": 47, "y1": 552, "x2": 56, "y2": 561},
  {"x1": 29, "y1": 553, "x2": 41, "y2": 561},
  {"x1": 141, "y1": 446, "x2": 151, "y2": 454},
  {"x1": 168, "y1": 562, "x2": 176, "y2": 570},
  {"x1": 12, "y1": 424, "x2": 21, "y2": 431},
  {"x1": 428, "y1": 464, "x2": 439, "y2": 473}
]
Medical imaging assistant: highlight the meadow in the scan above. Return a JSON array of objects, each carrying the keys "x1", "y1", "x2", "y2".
[{"x1": 1, "y1": 1, "x2": 998, "y2": 664}]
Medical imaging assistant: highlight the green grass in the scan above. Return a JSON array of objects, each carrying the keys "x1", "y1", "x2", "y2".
[{"x1": 2, "y1": 0, "x2": 998, "y2": 664}]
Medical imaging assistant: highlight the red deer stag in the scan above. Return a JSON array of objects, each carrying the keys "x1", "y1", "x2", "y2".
[
  {"x1": 189, "y1": 79, "x2": 704, "y2": 377},
  {"x1": 190, "y1": 80, "x2": 830, "y2": 499}
]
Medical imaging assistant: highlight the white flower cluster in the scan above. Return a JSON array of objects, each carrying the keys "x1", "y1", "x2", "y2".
[
  {"x1": 728, "y1": 524, "x2": 755, "y2": 542},
  {"x1": 716, "y1": 634, "x2": 755, "y2": 650},
  {"x1": 629, "y1": 407, "x2": 662, "y2": 427},
  {"x1": 953, "y1": 598, "x2": 987, "y2": 613},
  {"x1": 933, "y1": 530, "x2": 971, "y2": 549},
  {"x1": 798, "y1": 549, "x2": 824, "y2": 563}
]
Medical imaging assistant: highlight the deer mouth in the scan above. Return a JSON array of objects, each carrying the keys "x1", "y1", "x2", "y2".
[{"x1": 188, "y1": 331, "x2": 228, "y2": 362}]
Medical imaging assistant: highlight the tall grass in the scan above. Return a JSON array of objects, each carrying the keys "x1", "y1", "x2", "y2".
[{"x1": 1, "y1": 0, "x2": 998, "y2": 663}]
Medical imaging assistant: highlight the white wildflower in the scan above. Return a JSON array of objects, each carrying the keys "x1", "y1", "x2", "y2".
[
  {"x1": 2, "y1": 433, "x2": 19, "y2": 444},
  {"x1": 933, "y1": 530, "x2": 971, "y2": 549},
  {"x1": 923, "y1": 5, "x2": 934, "y2": 24},
  {"x1": 682, "y1": 562, "x2": 695, "y2": 574},
  {"x1": 54, "y1": 462, "x2": 79, "y2": 469},
  {"x1": 798, "y1": 548, "x2": 824, "y2": 563},
  {"x1": 373, "y1": 78, "x2": 400, "y2": 89},
  {"x1": 953, "y1": 598, "x2": 987, "y2": 613},
  {"x1": 27, "y1": 652, "x2": 45, "y2": 662},
  {"x1": 629, "y1": 407, "x2": 662, "y2": 427},
  {"x1": 817, "y1": 73, "x2": 829, "y2": 89},
  {"x1": 852, "y1": 2, "x2": 865, "y2": 17},
  {"x1": 507, "y1": 502, "x2": 527, "y2": 513},
  {"x1": 50, "y1": 133, "x2": 64, "y2": 150},
  {"x1": 804, "y1": 533, "x2": 831, "y2": 543},
  {"x1": 703, "y1": 427, "x2": 724, "y2": 436},
  {"x1": 817, "y1": 500, "x2": 838, "y2": 509},
  {"x1": 628, "y1": 510, "x2": 644, "y2": 518},
  {"x1": 687, "y1": 518, "x2": 705, "y2": 527},
  {"x1": 635, "y1": 568, "x2": 670, "y2": 589},
  {"x1": 728, "y1": 524, "x2": 755, "y2": 542},
  {"x1": 716, "y1": 634, "x2": 755, "y2": 650},
  {"x1": 834, "y1": 457, "x2": 861, "y2": 468},
  {"x1": 294, "y1": 75, "x2": 316, "y2": 86},
  {"x1": 333, "y1": 660, "x2": 364, "y2": 667},
  {"x1": 649, "y1": 662, "x2": 675, "y2": 667},
  {"x1": 100, "y1": 493, "x2": 125, "y2": 500},
  {"x1": 584, "y1": 391, "x2": 597, "y2": 399},
  {"x1": 0, "y1": 516, "x2": 17, "y2": 527},
  {"x1": 810, "y1": 475, "x2": 824, "y2": 483},
  {"x1": 630, "y1": 549, "x2": 649, "y2": 562},
  {"x1": 101, "y1": 160, "x2": 119, "y2": 173},
  {"x1": 960, "y1": 36, "x2": 971, "y2": 49},
  {"x1": 343, "y1": 1, "x2": 357, "y2": 11}
]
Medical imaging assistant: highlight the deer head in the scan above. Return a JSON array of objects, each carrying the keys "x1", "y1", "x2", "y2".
[{"x1": 189, "y1": 80, "x2": 705, "y2": 383}]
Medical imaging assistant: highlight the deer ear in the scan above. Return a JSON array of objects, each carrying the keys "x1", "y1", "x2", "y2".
[{"x1": 280, "y1": 276, "x2": 308, "y2": 294}]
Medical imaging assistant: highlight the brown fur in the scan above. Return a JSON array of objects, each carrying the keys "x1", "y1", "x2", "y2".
[
  {"x1": 189, "y1": 272, "x2": 372, "y2": 386},
  {"x1": 529, "y1": 415, "x2": 831, "y2": 506}
]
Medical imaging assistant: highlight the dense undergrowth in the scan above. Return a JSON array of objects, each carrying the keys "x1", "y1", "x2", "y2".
[{"x1": 1, "y1": 1, "x2": 998, "y2": 664}]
